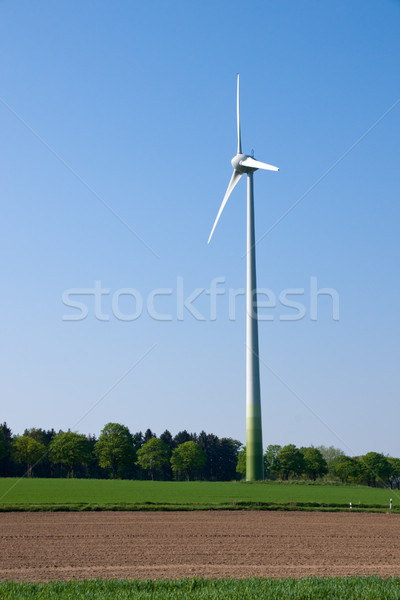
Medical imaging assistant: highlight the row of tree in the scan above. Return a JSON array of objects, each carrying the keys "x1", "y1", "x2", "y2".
[
  {"x1": 236, "y1": 444, "x2": 400, "y2": 488},
  {"x1": 0, "y1": 422, "x2": 240, "y2": 481},
  {"x1": 1, "y1": 422, "x2": 399, "y2": 487}
]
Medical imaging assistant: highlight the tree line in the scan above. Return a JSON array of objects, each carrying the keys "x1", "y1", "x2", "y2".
[
  {"x1": 0, "y1": 422, "x2": 240, "y2": 482},
  {"x1": 237, "y1": 444, "x2": 400, "y2": 488},
  {"x1": 1, "y1": 422, "x2": 399, "y2": 487}
]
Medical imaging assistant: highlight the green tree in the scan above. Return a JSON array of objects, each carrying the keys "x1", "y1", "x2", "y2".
[
  {"x1": 198, "y1": 431, "x2": 220, "y2": 480},
  {"x1": 171, "y1": 441, "x2": 206, "y2": 481},
  {"x1": 23, "y1": 428, "x2": 50, "y2": 445},
  {"x1": 174, "y1": 430, "x2": 195, "y2": 446},
  {"x1": 94, "y1": 423, "x2": 135, "y2": 479},
  {"x1": 277, "y1": 444, "x2": 305, "y2": 480},
  {"x1": 136, "y1": 438, "x2": 170, "y2": 480},
  {"x1": 0, "y1": 422, "x2": 13, "y2": 477},
  {"x1": 0, "y1": 434, "x2": 5, "y2": 463},
  {"x1": 143, "y1": 428, "x2": 156, "y2": 444},
  {"x1": 301, "y1": 447, "x2": 328, "y2": 481},
  {"x1": 264, "y1": 444, "x2": 282, "y2": 479},
  {"x1": 160, "y1": 430, "x2": 175, "y2": 451},
  {"x1": 388, "y1": 457, "x2": 400, "y2": 489},
  {"x1": 331, "y1": 455, "x2": 360, "y2": 483},
  {"x1": 49, "y1": 431, "x2": 91, "y2": 477},
  {"x1": 360, "y1": 452, "x2": 391, "y2": 487},
  {"x1": 214, "y1": 438, "x2": 242, "y2": 481},
  {"x1": 12, "y1": 435, "x2": 46, "y2": 477},
  {"x1": 132, "y1": 431, "x2": 144, "y2": 449},
  {"x1": 236, "y1": 447, "x2": 246, "y2": 479},
  {"x1": 316, "y1": 445, "x2": 344, "y2": 464},
  {"x1": 22, "y1": 428, "x2": 55, "y2": 478}
]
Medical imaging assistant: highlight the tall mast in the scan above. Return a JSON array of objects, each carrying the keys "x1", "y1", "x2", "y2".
[{"x1": 246, "y1": 172, "x2": 263, "y2": 481}]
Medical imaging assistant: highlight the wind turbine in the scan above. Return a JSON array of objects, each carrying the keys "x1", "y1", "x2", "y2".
[{"x1": 208, "y1": 74, "x2": 279, "y2": 481}]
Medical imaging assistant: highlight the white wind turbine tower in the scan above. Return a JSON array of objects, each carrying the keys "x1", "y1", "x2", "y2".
[{"x1": 208, "y1": 74, "x2": 279, "y2": 481}]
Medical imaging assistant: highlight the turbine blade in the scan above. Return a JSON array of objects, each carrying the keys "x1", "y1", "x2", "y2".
[
  {"x1": 240, "y1": 157, "x2": 279, "y2": 172},
  {"x1": 208, "y1": 170, "x2": 243, "y2": 244},
  {"x1": 237, "y1": 74, "x2": 242, "y2": 154}
]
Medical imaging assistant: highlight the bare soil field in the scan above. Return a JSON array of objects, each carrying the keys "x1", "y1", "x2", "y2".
[{"x1": 1, "y1": 511, "x2": 400, "y2": 581}]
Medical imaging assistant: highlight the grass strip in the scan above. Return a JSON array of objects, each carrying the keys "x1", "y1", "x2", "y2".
[
  {"x1": 1, "y1": 577, "x2": 400, "y2": 599},
  {"x1": 0, "y1": 501, "x2": 398, "y2": 513}
]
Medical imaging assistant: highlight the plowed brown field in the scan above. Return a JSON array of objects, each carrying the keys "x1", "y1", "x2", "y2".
[{"x1": 1, "y1": 511, "x2": 400, "y2": 581}]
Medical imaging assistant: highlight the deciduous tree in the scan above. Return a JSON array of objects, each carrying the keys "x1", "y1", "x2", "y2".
[
  {"x1": 236, "y1": 447, "x2": 246, "y2": 479},
  {"x1": 94, "y1": 423, "x2": 135, "y2": 479},
  {"x1": 388, "y1": 457, "x2": 400, "y2": 489},
  {"x1": 49, "y1": 431, "x2": 91, "y2": 477},
  {"x1": 12, "y1": 435, "x2": 46, "y2": 477},
  {"x1": 316, "y1": 445, "x2": 344, "y2": 463},
  {"x1": 136, "y1": 438, "x2": 170, "y2": 481},
  {"x1": 360, "y1": 452, "x2": 391, "y2": 487},
  {"x1": 331, "y1": 455, "x2": 359, "y2": 483},
  {"x1": 23, "y1": 428, "x2": 54, "y2": 446},
  {"x1": 300, "y1": 447, "x2": 328, "y2": 481},
  {"x1": 171, "y1": 441, "x2": 206, "y2": 481},
  {"x1": 277, "y1": 444, "x2": 305, "y2": 480},
  {"x1": 264, "y1": 445, "x2": 282, "y2": 479}
]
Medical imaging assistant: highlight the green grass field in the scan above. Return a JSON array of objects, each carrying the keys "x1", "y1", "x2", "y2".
[
  {"x1": 1, "y1": 577, "x2": 400, "y2": 599},
  {"x1": 0, "y1": 478, "x2": 398, "y2": 512}
]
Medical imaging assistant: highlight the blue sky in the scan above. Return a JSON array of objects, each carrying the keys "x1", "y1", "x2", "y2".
[{"x1": 1, "y1": 0, "x2": 399, "y2": 456}]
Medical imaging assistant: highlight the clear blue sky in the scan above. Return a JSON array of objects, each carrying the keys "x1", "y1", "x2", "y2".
[{"x1": 1, "y1": 0, "x2": 399, "y2": 456}]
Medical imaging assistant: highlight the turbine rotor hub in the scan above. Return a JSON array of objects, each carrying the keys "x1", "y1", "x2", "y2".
[{"x1": 231, "y1": 153, "x2": 257, "y2": 174}]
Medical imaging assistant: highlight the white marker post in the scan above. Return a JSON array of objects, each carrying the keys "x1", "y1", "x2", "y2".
[
  {"x1": 349, "y1": 502, "x2": 352, "y2": 509},
  {"x1": 390, "y1": 498, "x2": 393, "y2": 510}
]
